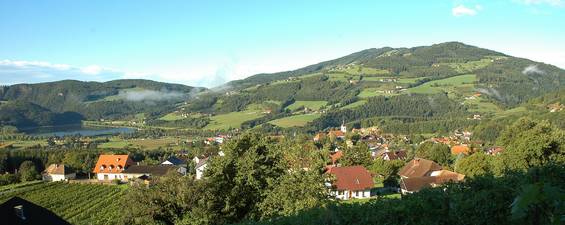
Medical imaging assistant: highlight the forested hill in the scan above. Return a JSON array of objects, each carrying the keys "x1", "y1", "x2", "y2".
[
  {"x1": 0, "y1": 79, "x2": 205, "y2": 122},
  {"x1": 179, "y1": 42, "x2": 564, "y2": 133}
]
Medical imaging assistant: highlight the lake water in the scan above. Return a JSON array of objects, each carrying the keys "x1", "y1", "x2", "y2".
[{"x1": 23, "y1": 125, "x2": 136, "y2": 137}]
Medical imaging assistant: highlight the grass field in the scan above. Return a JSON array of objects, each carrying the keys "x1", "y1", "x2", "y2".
[
  {"x1": 0, "y1": 182, "x2": 126, "y2": 225},
  {"x1": 337, "y1": 65, "x2": 389, "y2": 76},
  {"x1": 159, "y1": 112, "x2": 185, "y2": 121},
  {"x1": 269, "y1": 114, "x2": 321, "y2": 128},
  {"x1": 408, "y1": 74, "x2": 476, "y2": 94},
  {"x1": 437, "y1": 58, "x2": 493, "y2": 73},
  {"x1": 286, "y1": 101, "x2": 328, "y2": 111},
  {"x1": 205, "y1": 109, "x2": 264, "y2": 130},
  {"x1": 464, "y1": 97, "x2": 502, "y2": 113},
  {"x1": 98, "y1": 137, "x2": 180, "y2": 149}
]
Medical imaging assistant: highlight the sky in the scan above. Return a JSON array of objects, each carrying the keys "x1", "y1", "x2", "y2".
[{"x1": 0, "y1": 0, "x2": 564, "y2": 87}]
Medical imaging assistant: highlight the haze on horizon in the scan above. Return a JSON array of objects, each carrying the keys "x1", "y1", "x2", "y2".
[{"x1": 1, "y1": 0, "x2": 564, "y2": 88}]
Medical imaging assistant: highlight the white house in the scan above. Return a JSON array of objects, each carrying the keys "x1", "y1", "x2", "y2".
[
  {"x1": 327, "y1": 166, "x2": 373, "y2": 200},
  {"x1": 93, "y1": 154, "x2": 134, "y2": 181},
  {"x1": 42, "y1": 164, "x2": 75, "y2": 182},
  {"x1": 193, "y1": 156, "x2": 209, "y2": 180}
]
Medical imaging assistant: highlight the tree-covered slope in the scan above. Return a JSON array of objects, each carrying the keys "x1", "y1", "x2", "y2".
[{"x1": 0, "y1": 79, "x2": 205, "y2": 120}]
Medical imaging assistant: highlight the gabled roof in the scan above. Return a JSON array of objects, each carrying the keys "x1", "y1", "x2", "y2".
[
  {"x1": 162, "y1": 156, "x2": 186, "y2": 165},
  {"x1": 122, "y1": 165, "x2": 176, "y2": 176},
  {"x1": 43, "y1": 164, "x2": 74, "y2": 175},
  {"x1": 382, "y1": 150, "x2": 407, "y2": 160},
  {"x1": 327, "y1": 166, "x2": 374, "y2": 191},
  {"x1": 195, "y1": 157, "x2": 209, "y2": 169},
  {"x1": 400, "y1": 170, "x2": 465, "y2": 192},
  {"x1": 93, "y1": 155, "x2": 134, "y2": 173},
  {"x1": 398, "y1": 158, "x2": 442, "y2": 178}
]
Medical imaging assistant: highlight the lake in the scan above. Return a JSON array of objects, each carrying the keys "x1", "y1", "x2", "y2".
[{"x1": 23, "y1": 125, "x2": 136, "y2": 137}]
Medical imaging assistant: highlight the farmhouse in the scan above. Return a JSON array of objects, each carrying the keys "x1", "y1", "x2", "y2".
[
  {"x1": 42, "y1": 164, "x2": 75, "y2": 182},
  {"x1": 398, "y1": 158, "x2": 464, "y2": 194},
  {"x1": 194, "y1": 156, "x2": 209, "y2": 180},
  {"x1": 327, "y1": 166, "x2": 373, "y2": 200},
  {"x1": 93, "y1": 154, "x2": 134, "y2": 181}
]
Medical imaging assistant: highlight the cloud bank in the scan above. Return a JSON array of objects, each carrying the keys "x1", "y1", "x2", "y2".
[
  {"x1": 522, "y1": 64, "x2": 546, "y2": 75},
  {"x1": 0, "y1": 59, "x2": 122, "y2": 85},
  {"x1": 116, "y1": 89, "x2": 185, "y2": 102}
]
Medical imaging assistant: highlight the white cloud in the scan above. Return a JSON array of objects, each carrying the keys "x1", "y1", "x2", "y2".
[
  {"x1": 0, "y1": 60, "x2": 70, "y2": 70},
  {"x1": 81, "y1": 65, "x2": 103, "y2": 75},
  {"x1": 522, "y1": 64, "x2": 546, "y2": 75},
  {"x1": 452, "y1": 5, "x2": 481, "y2": 17},
  {"x1": 0, "y1": 59, "x2": 124, "y2": 85}
]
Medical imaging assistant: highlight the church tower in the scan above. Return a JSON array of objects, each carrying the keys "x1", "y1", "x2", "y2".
[{"x1": 340, "y1": 121, "x2": 347, "y2": 133}]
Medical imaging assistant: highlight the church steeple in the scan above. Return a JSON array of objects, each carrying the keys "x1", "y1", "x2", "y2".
[{"x1": 340, "y1": 120, "x2": 347, "y2": 133}]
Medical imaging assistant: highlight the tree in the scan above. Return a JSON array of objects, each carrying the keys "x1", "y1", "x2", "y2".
[
  {"x1": 18, "y1": 160, "x2": 39, "y2": 182},
  {"x1": 496, "y1": 118, "x2": 565, "y2": 173},
  {"x1": 416, "y1": 141, "x2": 452, "y2": 167},
  {"x1": 370, "y1": 158, "x2": 405, "y2": 187},
  {"x1": 455, "y1": 153, "x2": 493, "y2": 178},
  {"x1": 340, "y1": 143, "x2": 372, "y2": 167},
  {"x1": 258, "y1": 170, "x2": 328, "y2": 219}
]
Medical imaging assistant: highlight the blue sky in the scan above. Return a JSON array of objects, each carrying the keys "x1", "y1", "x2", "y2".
[{"x1": 0, "y1": 0, "x2": 564, "y2": 87}]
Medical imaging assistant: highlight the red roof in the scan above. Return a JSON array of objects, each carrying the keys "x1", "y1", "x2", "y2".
[
  {"x1": 451, "y1": 145, "x2": 470, "y2": 155},
  {"x1": 398, "y1": 158, "x2": 442, "y2": 178},
  {"x1": 329, "y1": 130, "x2": 345, "y2": 137},
  {"x1": 327, "y1": 166, "x2": 374, "y2": 191},
  {"x1": 93, "y1": 155, "x2": 134, "y2": 173}
]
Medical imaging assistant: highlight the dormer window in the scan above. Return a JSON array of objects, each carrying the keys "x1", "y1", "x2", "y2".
[
  {"x1": 109, "y1": 165, "x2": 114, "y2": 171},
  {"x1": 117, "y1": 165, "x2": 123, "y2": 170},
  {"x1": 100, "y1": 165, "x2": 106, "y2": 172}
]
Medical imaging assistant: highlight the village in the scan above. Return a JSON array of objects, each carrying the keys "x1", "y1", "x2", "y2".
[{"x1": 37, "y1": 122, "x2": 505, "y2": 201}]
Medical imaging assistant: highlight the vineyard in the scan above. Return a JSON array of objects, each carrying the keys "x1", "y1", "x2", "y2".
[{"x1": 0, "y1": 182, "x2": 127, "y2": 225}]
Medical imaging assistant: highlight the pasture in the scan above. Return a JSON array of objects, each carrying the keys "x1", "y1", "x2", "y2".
[
  {"x1": 205, "y1": 109, "x2": 264, "y2": 130},
  {"x1": 407, "y1": 74, "x2": 476, "y2": 94},
  {"x1": 269, "y1": 114, "x2": 321, "y2": 128},
  {"x1": 286, "y1": 101, "x2": 328, "y2": 111}
]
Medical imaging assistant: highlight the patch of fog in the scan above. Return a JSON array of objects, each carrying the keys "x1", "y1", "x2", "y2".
[
  {"x1": 522, "y1": 64, "x2": 545, "y2": 75},
  {"x1": 117, "y1": 89, "x2": 185, "y2": 102},
  {"x1": 476, "y1": 88, "x2": 503, "y2": 101}
]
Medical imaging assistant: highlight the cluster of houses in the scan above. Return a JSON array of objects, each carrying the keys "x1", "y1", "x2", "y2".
[{"x1": 319, "y1": 124, "x2": 469, "y2": 200}]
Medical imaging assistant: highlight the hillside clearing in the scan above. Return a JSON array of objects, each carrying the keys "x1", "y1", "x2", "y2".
[
  {"x1": 286, "y1": 101, "x2": 328, "y2": 111},
  {"x1": 269, "y1": 114, "x2": 321, "y2": 127}
]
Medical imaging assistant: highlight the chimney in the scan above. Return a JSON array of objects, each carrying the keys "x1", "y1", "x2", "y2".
[{"x1": 14, "y1": 205, "x2": 26, "y2": 220}]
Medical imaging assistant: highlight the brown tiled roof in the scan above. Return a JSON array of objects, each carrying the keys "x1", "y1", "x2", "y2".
[
  {"x1": 400, "y1": 171, "x2": 465, "y2": 192},
  {"x1": 398, "y1": 158, "x2": 442, "y2": 178},
  {"x1": 43, "y1": 164, "x2": 74, "y2": 175},
  {"x1": 329, "y1": 130, "x2": 345, "y2": 137},
  {"x1": 382, "y1": 150, "x2": 407, "y2": 160},
  {"x1": 93, "y1": 155, "x2": 134, "y2": 173},
  {"x1": 328, "y1": 166, "x2": 374, "y2": 191},
  {"x1": 122, "y1": 165, "x2": 176, "y2": 176}
]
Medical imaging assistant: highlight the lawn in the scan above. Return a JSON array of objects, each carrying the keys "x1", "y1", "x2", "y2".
[
  {"x1": 0, "y1": 182, "x2": 127, "y2": 225},
  {"x1": 286, "y1": 101, "x2": 328, "y2": 111},
  {"x1": 408, "y1": 74, "x2": 476, "y2": 94},
  {"x1": 205, "y1": 109, "x2": 265, "y2": 130},
  {"x1": 159, "y1": 112, "x2": 185, "y2": 121},
  {"x1": 269, "y1": 114, "x2": 321, "y2": 128}
]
